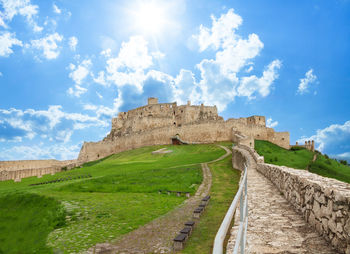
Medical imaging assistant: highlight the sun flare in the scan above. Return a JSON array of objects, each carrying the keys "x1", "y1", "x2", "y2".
[{"x1": 131, "y1": 1, "x2": 168, "y2": 35}]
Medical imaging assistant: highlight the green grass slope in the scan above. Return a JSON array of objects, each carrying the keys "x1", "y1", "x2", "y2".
[
  {"x1": 181, "y1": 143, "x2": 240, "y2": 253},
  {"x1": 255, "y1": 140, "x2": 350, "y2": 184},
  {"x1": 255, "y1": 140, "x2": 313, "y2": 169},
  {"x1": 0, "y1": 193, "x2": 66, "y2": 254},
  {"x1": 0, "y1": 144, "x2": 226, "y2": 253}
]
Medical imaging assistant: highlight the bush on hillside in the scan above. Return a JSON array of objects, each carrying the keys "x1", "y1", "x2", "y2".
[
  {"x1": 340, "y1": 160, "x2": 348, "y2": 166},
  {"x1": 290, "y1": 146, "x2": 305, "y2": 151}
]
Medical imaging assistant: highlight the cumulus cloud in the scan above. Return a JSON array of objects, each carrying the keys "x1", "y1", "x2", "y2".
[
  {"x1": 237, "y1": 59, "x2": 282, "y2": 99},
  {"x1": 53, "y1": 3, "x2": 61, "y2": 14},
  {"x1": 67, "y1": 59, "x2": 92, "y2": 97},
  {"x1": 0, "y1": 15, "x2": 6, "y2": 28},
  {"x1": 68, "y1": 36, "x2": 78, "y2": 51},
  {"x1": 266, "y1": 118, "x2": 278, "y2": 128},
  {"x1": 105, "y1": 36, "x2": 154, "y2": 90},
  {"x1": 89, "y1": 8, "x2": 281, "y2": 113},
  {"x1": 93, "y1": 71, "x2": 108, "y2": 86},
  {"x1": 30, "y1": 33, "x2": 63, "y2": 59},
  {"x1": 0, "y1": 0, "x2": 42, "y2": 32},
  {"x1": 0, "y1": 143, "x2": 81, "y2": 160},
  {"x1": 69, "y1": 59, "x2": 91, "y2": 85},
  {"x1": 0, "y1": 32, "x2": 23, "y2": 57},
  {"x1": 298, "y1": 120, "x2": 350, "y2": 159},
  {"x1": 0, "y1": 105, "x2": 108, "y2": 143},
  {"x1": 173, "y1": 8, "x2": 279, "y2": 111},
  {"x1": 83, "y1": 90, "x2": 123, "y2": 119},
  {"x1": 298, "y1": 69, "x2": 317, "y2": 94},
  {"x1": 195, "y1": 8, "x2": 242, "y2": 51}
]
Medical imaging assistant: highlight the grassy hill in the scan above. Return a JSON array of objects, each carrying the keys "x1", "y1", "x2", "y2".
[
  {"x1": 0, "y1": 144, "x2": 227, "y2": 253},
  {"x1": 255, "y1": 140, "x2": 350, "y2": 184}
]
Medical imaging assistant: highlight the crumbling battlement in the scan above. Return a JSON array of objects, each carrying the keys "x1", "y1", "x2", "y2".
[
  {"x1": 78, "y1": 98, "x2": 290, "y2": 163},
  {"x1": 291, "y1": 140, "x2": 315, "y2": 152}
]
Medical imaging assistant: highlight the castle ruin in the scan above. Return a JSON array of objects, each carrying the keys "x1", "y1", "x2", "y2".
[
  {"x1": 77, "y1": 98, "x2": 290, "y2": 162},
  {"x1": 0, "y1": 98, "x2": 290, "y2": 181}
]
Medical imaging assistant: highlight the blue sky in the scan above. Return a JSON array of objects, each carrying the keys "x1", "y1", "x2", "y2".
[{"x1": 0, "y1": 0, "x2": 349, "y2": 161}]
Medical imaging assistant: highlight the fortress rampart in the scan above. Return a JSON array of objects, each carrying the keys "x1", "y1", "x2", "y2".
[{"x1": 78, "y1": 98, "x2": 290, "y2": 163}]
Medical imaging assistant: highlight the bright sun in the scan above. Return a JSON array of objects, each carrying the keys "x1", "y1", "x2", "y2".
[{"x1": 131, "y1": 1, "x2": 168, "y2": 35}]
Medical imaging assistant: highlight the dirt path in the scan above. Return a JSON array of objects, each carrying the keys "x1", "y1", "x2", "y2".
[
  {"x1": 227, "y1": 147, "x2": 337, "y2": 253},
  {"x1": 87, "y1": 145, "x2": 231, "y2": 254}
]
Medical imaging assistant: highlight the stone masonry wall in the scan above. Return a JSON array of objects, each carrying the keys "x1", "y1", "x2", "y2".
[
  {"x1": 0, "y1": 160, "x2": 80, "y2": 182},
  {"x1": 256, "y1": 163, "x2": 350, "y2": 253},
  {"x1": 236, "y1": 144, "x2": 350, "y2": 253}
]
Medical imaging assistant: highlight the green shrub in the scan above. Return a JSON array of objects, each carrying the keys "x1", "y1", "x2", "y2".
[
  {"x1": 290, "y1": 146, "x2": 305, "y2": 151},
  {"x1": 340, "y1": 160, "x2": 348, "y2": 166}
]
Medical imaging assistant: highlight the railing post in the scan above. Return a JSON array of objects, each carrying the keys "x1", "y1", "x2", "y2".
[{"x1": 213, "y1": 163, "x2": 248, "y2": 254}]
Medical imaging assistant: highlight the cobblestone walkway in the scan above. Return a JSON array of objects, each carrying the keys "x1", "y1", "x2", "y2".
[
  {"x1": 87, "y1": 145, "x2": 231, "y2": 254},
  {"x1": 227, "y1": 149, "x2": 337, "y2": 254}
]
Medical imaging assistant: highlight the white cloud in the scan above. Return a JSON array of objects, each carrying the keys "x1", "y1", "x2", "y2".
[
  {"x1": 105, "y1": 36, "x2": 154, "y2": 90},
  {"x1": 170, "y1": 8, "x2": 278, "y2": 111},
  {"x1": 0, "y1": 143, "x2": 81, "y2": 160},
  {"x1": 0, "y1": 15, "x2": 6, "y2": 28},
  {"x1": 298, "y1": 69, "x2": 317, "y2": 94},
  {"x1": 83, "y1": 90, "x2": 123, "y2": 119},
  {"x1": 110, "y1": 36, "x2": 153, "y2": 70},
  {"x1": 53, "y1": 3, "x2": 61, "y2": 14},
  {"x1": 0, "y1": 32, "x2": 23, "y2": 57},
  {"x1": 298, "y1": 120, "x2": 350, "y2": 153},
  {"x1": 68, "y1": 36, "x2": 78, "y2": 51},
  {"x1": 266, "y1": 118, "x2": 278, "y2": 128},
  {"x1": 96, "y1": 92, "x2": 103, "y2": 99},
  {"x1": 0, "y1": 0, "x2": 42, "y2": 32},
  {"x1": 195, "y1": 8, "x2": 242, "y2": 51},
  {"x1": 56, "y1": 130, "x2": 72, "y2": 143},
  {"x1": 215, "y1": 33, "x2": 263, "y2": 75},
  {"x1": 30, "y1": 33, "x2": 63, "y2": 59},
  {"x1": 245, "y1": 66, "x2": 253, "y2": 73},
  {"x1": 237, "y1": 59, "x2": 282, "y2": 99},
  {"x1": 69, "y1": 59, "x2": 91, "y2": 85},
  {"x1": 67, "y1": 59, "x2": 92, "y2": 97},
  {"x1": 67, "y1": 85, "x2": 87, "y2": 97},
  {"x1": 88, "y1": 9, "x2": 281, "y2": 113},
  {"x1": 93, "y1": 71, "x2": 108, "y2": 86},
  {"x1": 100, "y1": 48, "x2": 111, "y2": 57},
  {"x1": 0, "y1": 105, "x2": 109, "y2": 144}
]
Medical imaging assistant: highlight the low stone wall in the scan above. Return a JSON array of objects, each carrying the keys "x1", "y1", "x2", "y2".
[
  {"x1": 0, "y1": 160, "x2": 81, "y2": 182},
  {"x1": 236, "y1": 144, "x2": 264, "y2": 163},
  {"x1": 232, "y1": 145, "x2": 256, "y2": 172},
  {"x1": 256, "y1": 162, "x2": 350, "y2": 253}
]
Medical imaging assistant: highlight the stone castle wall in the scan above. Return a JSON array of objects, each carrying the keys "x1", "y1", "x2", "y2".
[
  {"x1": 1, "y1": 98, "x2": 290, "y2": 181},
  {"x1": 78, "y1": 118, "x2": 290, "y2": 163},
  {"x1": 0, "y1": 160, "x2": 79, "y2": 182},
  {"x1": 235, "y1": 144, "x2": 350, "y2": 253}
]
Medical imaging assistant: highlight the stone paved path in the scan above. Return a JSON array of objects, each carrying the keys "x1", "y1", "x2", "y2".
[
  {"x1": 87, "y1": 145, "x2": 231, "y2": 254},
  {"x1": 227, "y1": 148, "x2": 338, "y2": 254}
]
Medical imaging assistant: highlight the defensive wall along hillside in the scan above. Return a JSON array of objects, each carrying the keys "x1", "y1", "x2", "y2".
[
  {"x1": 231, "y1": 144, "x2": 350, "y2": 253},
  {"x1": 0, "y1": 159, "x2": 78, "y2": 182}
]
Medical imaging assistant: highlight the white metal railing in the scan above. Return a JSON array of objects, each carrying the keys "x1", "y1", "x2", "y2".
[{"x1": 213, "y1": 163, "x2": 248, "y2": 254}]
